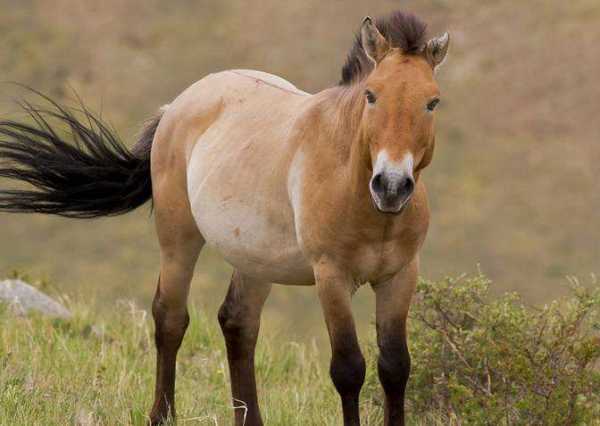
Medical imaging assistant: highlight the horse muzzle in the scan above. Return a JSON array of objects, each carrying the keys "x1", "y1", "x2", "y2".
[{"x1": 369, "y1": 171, "x2": 415, "y2": 214}]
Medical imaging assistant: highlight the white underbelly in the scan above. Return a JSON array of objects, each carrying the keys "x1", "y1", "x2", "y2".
[{"x1": 186, "y1": 139, "x2": 314, "y2": 285}]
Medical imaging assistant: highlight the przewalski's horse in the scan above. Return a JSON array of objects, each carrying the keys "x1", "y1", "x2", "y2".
[{"x1": 0, "y1": 11, "x2": 449, "y2": 426}]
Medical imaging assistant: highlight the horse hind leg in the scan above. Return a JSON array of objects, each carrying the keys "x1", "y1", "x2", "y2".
[
  {"x1": 148, "y1": 176, "x2": 204, "y2": 425},
  {"x1": 218, "y1": 271, "x2": 272, "y2": 426}
]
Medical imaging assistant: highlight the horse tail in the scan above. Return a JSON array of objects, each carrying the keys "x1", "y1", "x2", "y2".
[{"x1": 0, "y1": 92, "x2": 162, "y2": 218}]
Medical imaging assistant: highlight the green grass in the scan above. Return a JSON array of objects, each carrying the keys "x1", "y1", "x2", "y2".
[
  {"x1": 2, "y1": 274, "x2": 599, "y2": 425},
  {"x1": 0, "y1": 301, "x2": 383, "y2": 426}
]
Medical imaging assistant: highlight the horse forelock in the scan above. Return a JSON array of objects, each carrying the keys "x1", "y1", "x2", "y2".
[{"x1": 340, "y1": 11, "x2": 428, "y2": 85}]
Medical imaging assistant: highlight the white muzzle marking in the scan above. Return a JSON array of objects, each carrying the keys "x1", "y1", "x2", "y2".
[{"x1": 370, "y1": 151, "x2": 415, "y2": 213}]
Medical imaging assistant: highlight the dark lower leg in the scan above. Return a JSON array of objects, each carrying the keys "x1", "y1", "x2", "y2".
[
  {"x1": 330, "y1": 333, "x2": 366, "y2": 426},
  {"x1": 377, "y1": 326, "x2": 410, "y2": 426},
  {"x1": 372, "y1": 262, "x2": 417, "y2": 426},
  {"x1": 220, "y1": 323, "x2": 261, "y2": 425},
  {"x1": 314, "y1": 263, "x2": 365, "y2": 426},
  {"x1": 149, "y1": 283, "x2": 189, "y2": 425},
  {"x1": 218, "y1": 273, "x2": 270, "y2": 426}
]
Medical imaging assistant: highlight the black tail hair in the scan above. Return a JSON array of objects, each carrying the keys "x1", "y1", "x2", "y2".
[{"x1": 0, "y1": 92, "x2": 161, "y2": 218}]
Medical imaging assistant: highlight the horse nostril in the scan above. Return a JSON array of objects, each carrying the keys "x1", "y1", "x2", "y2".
[
  {"x1": 371, "y1": 173, "x2": 385, "y2": 194},
  {"x1": 402, "y1": 176, "x2": 415, "y2": 195}
]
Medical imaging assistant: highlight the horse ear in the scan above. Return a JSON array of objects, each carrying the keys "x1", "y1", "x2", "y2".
[
  {"x1": 360, "y1": 17, "x2": 390, "y2": 64},
  {"x1": 424, "y1": 32, "x2": 450, "y2": 70}
]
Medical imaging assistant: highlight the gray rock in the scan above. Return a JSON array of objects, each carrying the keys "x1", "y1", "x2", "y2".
[{"x1": 0, "y1": 279, "x2": 72, "y2": 319}]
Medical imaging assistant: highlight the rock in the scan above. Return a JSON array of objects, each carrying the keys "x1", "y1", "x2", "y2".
[{"x1": 0, "y1": 279, "x2": 72, "y2": 319}]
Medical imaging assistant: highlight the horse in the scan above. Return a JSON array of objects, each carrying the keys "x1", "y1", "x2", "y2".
[{"x1": 0, "y1": 10, "x2": 449, "y2": 426}]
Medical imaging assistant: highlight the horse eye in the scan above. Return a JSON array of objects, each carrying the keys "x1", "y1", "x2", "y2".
[
  {"x1": 365, "y1": 90, "x2": 377, "y2": 104},
  {"x1": 427, "y1": 98, "x2": 440, "y2": 112}
]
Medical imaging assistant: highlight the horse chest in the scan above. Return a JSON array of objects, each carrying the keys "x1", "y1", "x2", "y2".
[
  {"x1": 337, "y1": 224, "x2": 423, "y2": 284},
  {"x1": 297, "y1": 181, "x2": 428, "y2": 285},
  {"x1": 350, "y1": 238, "x2": 413, "y2": 283}
]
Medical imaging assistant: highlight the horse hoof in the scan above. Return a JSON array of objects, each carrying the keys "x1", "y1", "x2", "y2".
[{"x1": 148, "y1": 414, "x2": 169, "y2": 426}]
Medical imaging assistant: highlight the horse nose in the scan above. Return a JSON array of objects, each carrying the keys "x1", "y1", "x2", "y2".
[
  {"x1": 371, "y1": 173, "x2": 414, "y2": 198},
  {"x1": 370, "y1": 172, "x2": 387, "y2": 195},
  {"x1": 399, "y1": 175, "x2": 415, "y2": 196}
]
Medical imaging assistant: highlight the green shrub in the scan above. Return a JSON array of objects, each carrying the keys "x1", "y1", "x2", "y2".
[{"x1": 364, "y1": 274, "x2": 600, "y2": 425}]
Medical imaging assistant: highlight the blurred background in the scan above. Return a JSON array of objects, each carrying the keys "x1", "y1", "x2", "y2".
[{"x1": 1, "y1": 0, "x2": 598, "y2": 344}]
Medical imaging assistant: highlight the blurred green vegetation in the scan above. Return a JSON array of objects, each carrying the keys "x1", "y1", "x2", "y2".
[{"x1": 1, "y1": 0, "x2": 599, "y2": 345}]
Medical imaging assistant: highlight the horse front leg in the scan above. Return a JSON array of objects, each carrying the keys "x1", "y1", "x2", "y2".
[
  {"x1": 314, "y1": 258, "x2": 366, "y2": 426},
  {"x1": 218, "y1": 270, "x2": 272, "y2": 426},
  {"x1": 371, "y1": 259, "x2": 418, "y2": 426}
]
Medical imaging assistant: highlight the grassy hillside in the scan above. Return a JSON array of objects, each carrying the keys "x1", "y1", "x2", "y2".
[
  {"x1": 1, "y1": 0, "x2": 599, "y2": 344},
  {"x1": 1, "y1": 274, "x2": 598, "y2": 425}
]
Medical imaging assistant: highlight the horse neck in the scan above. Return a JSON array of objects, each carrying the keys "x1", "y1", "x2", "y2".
[{"x1": 314, "y1": 83, "x2": 372, "y2": 209}]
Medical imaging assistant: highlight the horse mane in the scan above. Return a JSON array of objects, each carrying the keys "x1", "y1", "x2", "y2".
[{"x1": 339, "y1": 11, "x2": 428, "y2": 86}]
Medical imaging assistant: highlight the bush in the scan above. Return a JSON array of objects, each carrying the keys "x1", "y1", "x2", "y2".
[{"x1": 365, "y1": 273, "x2": 600, "y2": 425}]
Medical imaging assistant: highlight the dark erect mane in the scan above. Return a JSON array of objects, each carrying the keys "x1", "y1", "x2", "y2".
[{"x1": 340, "y1": 11, "x2": 428, "y2": 85}]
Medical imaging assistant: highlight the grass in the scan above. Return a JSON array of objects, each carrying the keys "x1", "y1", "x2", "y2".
[
  {"x1": 2, "y1": 274, "x2": 599, "y2": 425},
  {"x1": 0, "y1": 300, "x2": 380, "y2": 425}
]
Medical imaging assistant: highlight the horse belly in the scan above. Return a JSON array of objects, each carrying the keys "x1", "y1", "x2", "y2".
[
  {"x1": 186, "y1": 138, "x2": 314, "y2": 285},
  {"x1": 192, "y1": 195, "x2": 313, "y2": 284}
]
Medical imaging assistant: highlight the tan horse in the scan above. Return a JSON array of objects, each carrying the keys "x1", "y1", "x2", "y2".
[{"x1": 0, "y1": 11, "x2": 449, "y2": 426}]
